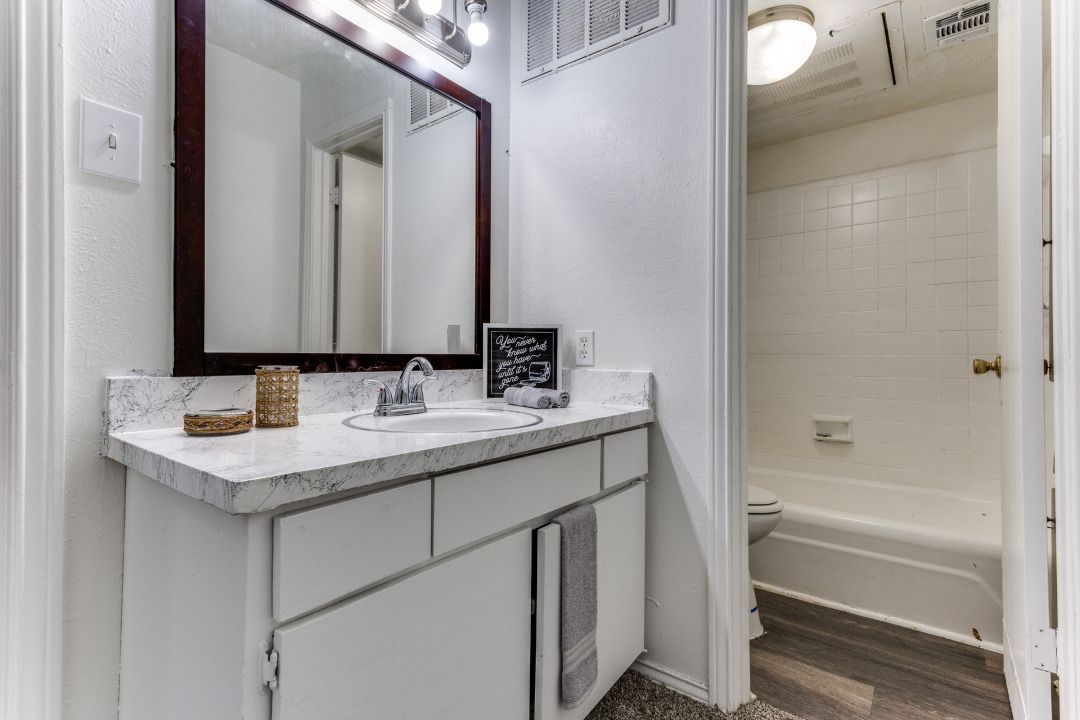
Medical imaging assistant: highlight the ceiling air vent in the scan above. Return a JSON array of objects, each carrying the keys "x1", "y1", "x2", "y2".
[
  {"x1": 924, "y1": 1, "x2": 996, "y2": 51},
  {"x1": 748, "y1": 2, "x2": 908, "y2": 123},
  {"x1": 523, "y1": 0, "x2": 671, "y2": 80},
  {"x1": 748, "y1": 42, "x2": 862, "y2": 115}
]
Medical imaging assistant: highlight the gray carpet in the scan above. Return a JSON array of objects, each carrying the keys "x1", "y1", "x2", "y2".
[{"x1": 586, "y1": 671, "x2": 804, "y2": 720}]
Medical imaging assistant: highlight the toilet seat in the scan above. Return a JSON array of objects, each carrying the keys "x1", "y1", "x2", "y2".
[{"x1": 748, "y1": 485, "x2": 782, "y2": 515}]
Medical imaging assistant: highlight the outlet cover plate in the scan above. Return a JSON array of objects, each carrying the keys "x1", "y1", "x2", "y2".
[
  {"x1": 574, "y1": 330, "x2": 595, "y2": 366},
  {"x1": 80, "y1": 97, "x2": 142, "y2": 184}
]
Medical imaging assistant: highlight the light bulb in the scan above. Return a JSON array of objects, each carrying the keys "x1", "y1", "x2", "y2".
[
  {"x1": 418, "y1": 0, "x2": 441, "y2": 14},
  {"x1": 746, "y1": 7, "x2": 817, "y2": 85},
  {"x1": 467, "y1": 14, "x2": 489, "y2": 45}
]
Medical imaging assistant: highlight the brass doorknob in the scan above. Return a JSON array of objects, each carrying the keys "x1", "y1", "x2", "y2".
[{"x1": 973, "y1": 355, "x2": 1001, "y2": 378}]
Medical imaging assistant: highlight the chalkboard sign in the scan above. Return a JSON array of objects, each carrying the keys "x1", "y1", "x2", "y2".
[{"x1": 483, "y1": 324, "x2": 562, "y2": 399}]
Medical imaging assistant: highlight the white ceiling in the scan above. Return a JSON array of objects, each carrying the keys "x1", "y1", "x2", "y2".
[{"x1": 747, "y1": 0, "x2": 997, "y2": 148}]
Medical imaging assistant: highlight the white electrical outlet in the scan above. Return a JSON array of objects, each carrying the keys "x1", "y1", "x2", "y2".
[{"x1": 574, "y1": 330, "x2": 595, "y2": 366}]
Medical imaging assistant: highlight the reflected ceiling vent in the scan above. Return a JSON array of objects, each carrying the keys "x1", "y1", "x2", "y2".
[
  {"x1": 924, "y1": 1, "x2": 996, "y2": 51},
  {"x1": 748, "y1": 2, "x2": 907, "y2": 123},
  {"x1": 409, "y1": 82, "x2": 462, "y2": 133}
]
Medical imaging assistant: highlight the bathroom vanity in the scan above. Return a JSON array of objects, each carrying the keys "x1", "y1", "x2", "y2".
[
  {"x1": 129, "y1": 0, "x2": 656, "y2": 714},
  {"x1": 105, "y1": 373, "x2": 652, "y2": 720}
]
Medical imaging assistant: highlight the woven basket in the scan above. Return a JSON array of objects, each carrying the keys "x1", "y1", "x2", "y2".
[
  {"x1": 183, "y1": 409, "x2": 254, "y2": 436},
  {"x1": 255, "y1": 366, "x2": 300, "y2": 428}
]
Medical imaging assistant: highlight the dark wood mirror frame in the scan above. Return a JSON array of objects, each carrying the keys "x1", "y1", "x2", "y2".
[{"x1": 174, "y1": 0, "x2": 492, "y2": 376}]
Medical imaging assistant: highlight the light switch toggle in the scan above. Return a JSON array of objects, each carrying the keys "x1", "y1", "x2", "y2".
[{"x1": 107, "y1": 132, "x2": 118, "y2": 150}]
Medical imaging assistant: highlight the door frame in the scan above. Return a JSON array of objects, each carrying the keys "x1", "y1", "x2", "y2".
[
  {"x1": 710, "y1": 0, "x2": 751, "y2": 711},
  {"x1": 1050, "y1": 0, "x2": 1080, "y2": 716},
  {"x1": 303, "y1": 100, "x2": 394, "y2": 353},
  {"x1": 0, "y1": 0, "x2": 65, "y2": 718},
  {"x1": 718, "y1": 0, "x2": 1080, "y2": 715}
]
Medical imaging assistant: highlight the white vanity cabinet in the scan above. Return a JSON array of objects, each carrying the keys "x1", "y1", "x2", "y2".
[{"x1": 118, "y1": 427, "x2": 648, "y2": 720}]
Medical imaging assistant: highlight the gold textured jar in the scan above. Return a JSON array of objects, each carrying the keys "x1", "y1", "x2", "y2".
[{"x1": 255, "y1": 365, "x2": 300, "y2": 428}]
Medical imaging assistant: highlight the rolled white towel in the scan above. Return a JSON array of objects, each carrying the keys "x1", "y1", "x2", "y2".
[{"x1": 505, "y1": 386, "x2": 571, "y2": 409}]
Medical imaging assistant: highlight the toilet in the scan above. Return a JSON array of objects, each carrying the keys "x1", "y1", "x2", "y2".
[{"x1": 748, "y1": 485, "x2": 783, "y2": 640}]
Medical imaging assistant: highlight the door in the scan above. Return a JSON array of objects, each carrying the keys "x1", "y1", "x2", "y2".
[
  {"x1": 335, "y1": 153, "x2": 384, "y2": 353},
  {"x1": 998, "y1": 1, "x2": 1052, "y2": 718},
  {"x1": 271, "y1": 529, "x2": 532, "y2": 720}
]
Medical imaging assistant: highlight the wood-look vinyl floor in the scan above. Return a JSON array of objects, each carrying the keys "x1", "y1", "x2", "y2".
[{"x1": 750, "y1": 590, "x2": 1013, "y2": 720}]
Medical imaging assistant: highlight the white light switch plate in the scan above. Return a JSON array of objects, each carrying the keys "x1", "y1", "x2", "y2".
[{"x1": 80, "y1": 97, "x2": 142, "y2": 184}]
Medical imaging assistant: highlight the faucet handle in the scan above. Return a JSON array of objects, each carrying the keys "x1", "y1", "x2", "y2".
[
  {"x1": 409, "y1": 375, "x2": 435, "y2": 404},
  {"x1": 363, "y1": 378, "x2": 394, "y2": 406}
]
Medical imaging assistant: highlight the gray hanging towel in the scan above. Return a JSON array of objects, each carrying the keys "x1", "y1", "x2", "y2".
[{"x1": 553, "y1": 504, "x2": 598, "y2": 708}]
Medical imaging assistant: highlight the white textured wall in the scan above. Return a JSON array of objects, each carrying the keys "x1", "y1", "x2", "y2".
[
  {"x1": 747, "y1": 146, "x2": 1001, "y2": 497},
  {"x1": 510, "y1": 6, "x2": 716, "y2": 690},
  {"x1": 61, "y1": 1, "x2": 174, "y2": 717},
  {"x1": 60, "y1": 2, "x2": 509, "y2": 718}
]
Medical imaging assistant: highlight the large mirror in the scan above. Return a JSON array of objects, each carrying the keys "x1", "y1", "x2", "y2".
[{"x1": 174, "y1": 0, "x2": 491, "y2": 375}]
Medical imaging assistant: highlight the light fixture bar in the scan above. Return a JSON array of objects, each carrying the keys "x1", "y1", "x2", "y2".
[{"x1": 352, "y1": 0, "x2": 473, "y2": 67}]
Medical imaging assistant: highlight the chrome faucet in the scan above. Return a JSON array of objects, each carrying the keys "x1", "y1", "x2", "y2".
[{"x1": 364, "y1": 357, "x2": 437, "y2": 416}]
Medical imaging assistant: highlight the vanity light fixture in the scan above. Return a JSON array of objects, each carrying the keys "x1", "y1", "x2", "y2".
[
  {"x1": 465, "y1": 0, "x2": 489, "y2": 46},
  {"x1": 747, "y1": 5, "x2": 817, "y2": 85},
  {"x1": 418, "y1": 0, "x2": 442, "y2": 15}
]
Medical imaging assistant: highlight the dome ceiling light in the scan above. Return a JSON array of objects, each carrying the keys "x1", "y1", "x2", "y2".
[{"x1": 747, "y1": 5, "x2": 818, "y2": 86}]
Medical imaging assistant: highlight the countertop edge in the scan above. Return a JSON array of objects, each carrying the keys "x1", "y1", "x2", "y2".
[{"x1": 106, "y1": 405, "x2": 655, "y2": 515}]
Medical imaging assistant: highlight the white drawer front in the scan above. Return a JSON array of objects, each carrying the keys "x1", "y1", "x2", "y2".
[
  {"x1": 533, "y1": 482, "x2": 646, "y2": 720},
  {"x1": 272, "y1": 530, "x2": 532, "y2": 720},
  {"x1": 602, "y1": 427, "x2": 648, "y2": 488},
  {"x1": 273, "y1": 480, "x2": 431, "y2": 621},
  {"x1": 432, "y1": 440, "x2": 602, "y2": 555}
]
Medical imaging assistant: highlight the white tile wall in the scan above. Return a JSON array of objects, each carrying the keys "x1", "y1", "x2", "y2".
[{"x1": 746, "y1": 147, "x2": 1000, "y2": 497}]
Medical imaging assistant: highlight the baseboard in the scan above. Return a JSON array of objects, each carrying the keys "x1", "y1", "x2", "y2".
[
  {"x1": 754, "y1": 581, "x2": 1005, "y2": 654},
  {"x1": 630, "y1": 658, "x2": 710, "y2": 703}
]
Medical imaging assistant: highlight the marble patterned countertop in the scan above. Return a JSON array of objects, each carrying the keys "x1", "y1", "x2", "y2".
[{"x1": 103, "y1": 369, "x2": 653, "y2": 515}]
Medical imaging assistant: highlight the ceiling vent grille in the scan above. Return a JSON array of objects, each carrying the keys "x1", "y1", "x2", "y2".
[
  {"x1": 747, "y1": 2, "x2": 909, "y2": 131},
  {"x1": 409, "y1": 82, "x2": 462, "y2": 132},
  {"x1": 590, "y1": 0, "x2": 621, "y2": 44},
  {"x1": 523, "y1": 0, "x2": 671, "y2": 80},
  {"x1": 526, "y1": 0, "x2": 555, "y2": 72},
  {"x1": 924, "y1": 1, "x2": 996, "y2": 51},
  {"x1": 748, "y1": 42, "x2": 863, "y2": 114}
]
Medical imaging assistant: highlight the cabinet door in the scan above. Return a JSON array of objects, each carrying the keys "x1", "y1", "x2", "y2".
[
  {"x1": 533, "y1": 482, "x2": 646, "y2": 720},
  {"x1": 272, "y1": 529, "x2": 532, "y2": 720}
]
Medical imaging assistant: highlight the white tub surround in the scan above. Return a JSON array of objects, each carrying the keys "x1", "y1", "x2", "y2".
[
  {"x1": 108, "y1": 369, "x2": 652, "y2": 720},
  {"x1": 103, "y1": 368, "x2": 652, "y2": 514},
  {"x1": 749, "y1": 468, "x2": 1003, "y2": 649}
]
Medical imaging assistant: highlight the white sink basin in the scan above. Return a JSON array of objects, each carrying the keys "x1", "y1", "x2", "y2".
[{"x1": 343, "y1": 407, "x2": 543, "y2": 434}]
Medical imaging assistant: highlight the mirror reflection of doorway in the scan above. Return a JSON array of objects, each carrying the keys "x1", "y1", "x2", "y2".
[{"x1": 302, "y1": 101, "x2": 393, "y2": 354}]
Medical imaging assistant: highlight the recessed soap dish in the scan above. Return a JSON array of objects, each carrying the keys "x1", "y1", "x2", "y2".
[{"x1": 813, "y1": 415, "x2": 853, "y2": 443}]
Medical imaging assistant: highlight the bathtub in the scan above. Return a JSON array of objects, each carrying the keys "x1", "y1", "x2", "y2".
[{"x1": 748, "y1": 468, "x2": 1003, "y2": 650}]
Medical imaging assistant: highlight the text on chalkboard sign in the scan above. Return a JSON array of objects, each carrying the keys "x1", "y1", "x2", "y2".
[{"x1": 483, "y1": 324, "x2": 562, "y2": 398}]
